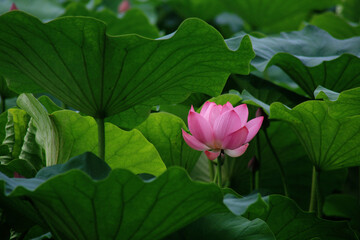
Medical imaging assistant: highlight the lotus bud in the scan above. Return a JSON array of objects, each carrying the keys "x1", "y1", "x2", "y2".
[
  {"x1": 256, "y1": 108, "x2": 269, "y2": 129},
  {"x1": 118, "y1": 0, "x2": 130, "y2": 13},
  {"x1": 247, "y1": 156, "x2": 260, "y2": 172},
  {"x1": 10, "y1": 3, "x2": 18, "y2": 11}
]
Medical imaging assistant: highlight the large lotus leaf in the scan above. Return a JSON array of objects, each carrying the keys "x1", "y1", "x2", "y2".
[
  {"x1": 0, "y1": 156, "x2": 227, "y2": 240},
  {"x1": 136, "y1": 112, "x2": 201, "y2": 172},
  {"x1": 226, "y1": 26, "x2": 360, "y2": 97},
  {"x1": 52, "y1": 110, "x2": 166, "y2": 175},
  {"x1": 17, "y1": 94, "x2": 165, "y2": 175},
  {"x1": 310, "y1": 12, "x2": 360, "y2": 39},
  {"x1": 0, "y1": 0, "x2": 64, "y2": 20},
  {"x1": 232, "y1": 194, "x2": 358, "y2": 239},
  {"x1": 224, "y1": 120, "x2": 346, "y2": 209},
  {"x1": 166, "y1": 213, "x2": 275, "y2": 240},
  {"x1": 0, "y1": 11, "x2": 254, "y2": 119},
  {"x1": 63, "y1": 3, "x2": 159, "y2": 38},
  {"x1": 270, "y1": 100, "x2": 360, "y2": 171},
  {"x1": 222, "y1": 0, "x2": 339, "y2": 33},
  {"x1": 315, "y1": 86, "x2": 360, "y2": 119}
]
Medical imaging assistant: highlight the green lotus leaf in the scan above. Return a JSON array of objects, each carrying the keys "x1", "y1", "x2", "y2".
[
  {"x1": 226, "y1": 74, "x2": 308, "y2": 113},
  {"x1": 136, "y1": 112, "x2": 201, "y2": 172},
  {"x1": 270, "y1": 100, "x2": 360, "y2": 171},
  {"x1": 0, "y1": 11, "x2": 254, "y2": 119},
  {"x1": 222, "y1": 0, "x2": 339, "y2": 33},
  {"x1": 17, "y1": 93, "x2": 165, "y2": 175},
  {"x1": 225, "y1": 120, "x2": 347, "y2": 209},
  {"x1": 164, "y1": 0, "x2": 226, "y2": 21},
  {"x1": 315, "y1": 86, "x2": 360, "y2": 119},
  {"x1": 52, "y1": 110, "x2": 166, "y2": 175},
  {"x1": 0, "y1": 153, "x2": 226, "y2": 240},
  {"x1": 323, "y1": 194, "x2": 360, "y2": 231},
  {"x1": 226, "y1": 26, "x2": 360, "y2": 97},
  {"x1": 166, "y1": 213, "x2": 275, "y2": 240},
  {"x1": 310, "y1": 12, "x2": 360, "y2": 39},
  {"x1": 63, "y1": 3, "x2": 159, "y2": 38},
  {"x1": 228, "y1": 194, "x2": 357, "y2": 240}
]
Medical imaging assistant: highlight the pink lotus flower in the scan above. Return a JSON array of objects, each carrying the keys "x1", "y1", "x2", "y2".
[
  {"x1": 10, "y1": 3, "x2": 18, "y2": 11},
  {"x1": 182, "y1": 102, "x2": 263, "y2": 160},
  {"x1": 118, "y1": 0, "x2": 130, "y2": 13}
]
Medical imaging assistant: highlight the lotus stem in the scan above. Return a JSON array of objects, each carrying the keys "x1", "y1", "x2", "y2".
[
  {"x1": 255, "y1": 134, "x2": 261, "y2": 190},
  {"x1": 208, "y1": 159, "x2": 215, "y2": 182},
  {"x1": 0, "y1": 94, "x2": 5, "y2": 113},
  {"x1": 96, "y1": 118, "x2": 105, "y2": 161},
  {"x1": 217, "y1": 159, "x2": 222, "y2": 187},
  {"x1": 309, "y1": 166, "x2": 319, "y2": 214},
  {"x1": 264, "y1": 128, "x2": 289, "y2": 197}
]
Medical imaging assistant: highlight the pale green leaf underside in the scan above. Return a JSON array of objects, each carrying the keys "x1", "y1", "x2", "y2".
[
  {"x1": 226, "y1": 25, "x2": 360, "y2": 97},
  {"x1": 0, "y1": 11, "x2": 254, "y2": 118},
  {"x1": 270, "y1": 101, "x2": 360, "y2": 171},
  {"x1": 17, "y1": 94, "x2": 165, "y2": 175},
  {"x1": 17, "y1": 94, "x2": 59, "y2": 166},
  {"x1": 0, "y1": 167, "x2": 225, "y2": 240},
  {"x1": 52, "y1": 110, "x2": 166, "y2": 175}
]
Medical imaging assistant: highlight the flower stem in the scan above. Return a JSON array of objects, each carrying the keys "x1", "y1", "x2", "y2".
[
  {"x1": 217, "y1": 159, "x2": 222, "y2": 187},
  {"x1": 208, "y1": 160, "x2": 214, "y2": 182},
  {"x1": 309, "y1": 166, "x2": 319, "y2": 213},
  {"x1": 0, "y1": 94, "x2": 5, "y2": 113},
  {"x1": 264, "y1": 128, "x2": 289, "y2": 197},
  {"x1": 96, "y1": 118, "x2": 105, "y2": 161},
  {"x1": 255, "y1": 134, "x2": 261, "y2": 190}
]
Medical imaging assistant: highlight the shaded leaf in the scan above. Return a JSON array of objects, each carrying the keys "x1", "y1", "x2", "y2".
[
  {"x1": 166, "y1": 213, "x2": 275, "y2": 240},
  {"x1": 0, "y1": 156, "x2": 226, "y2": 240},
  {"x1": 164, "y1": 0, "x2": 226, "y2": 21},
  {"x1": 228, "y1": 194, "x2": 357, "y2": 240},
  {"x1": 323, "y1": 194, "x2": 360, "y2": 231},
  {"x1": 222, "y1": 0, "x2": 339, "y2": 33},
  {"x1": 225, "y1": 74, "x2": 308, "y2": 113},
  {"x1": 226, "y1": 26, "x2": 360, "y2": 97},
  {"x1": 36, "y1": 152, "x2": 110, "y2": 181},
  {"x1": 310, "y1": 12, "x2": 360, "y2": 39},
  {"x1": 270, "y1": 101, "x2": 360, "y2": 171},
  {"x1": 0, "y1": 11, "x2": 254, "y2": 118}
]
